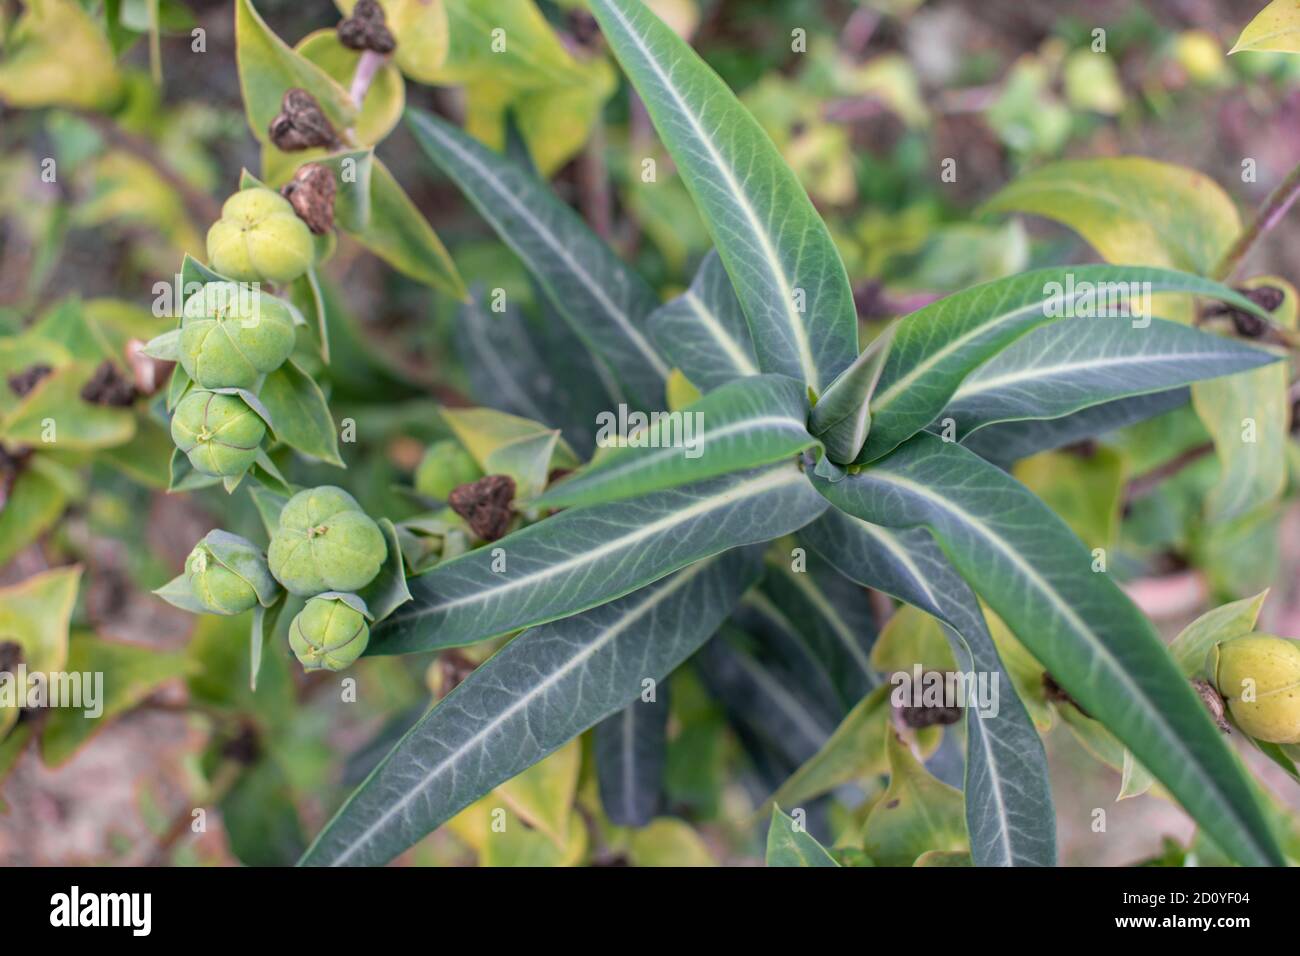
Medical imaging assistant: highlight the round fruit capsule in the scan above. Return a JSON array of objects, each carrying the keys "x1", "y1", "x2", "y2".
[
  {"x1": 170, "y1": 389, "x2": 266, "y2": 477},
  {"x1": 289, "y1": 595, "x2": 370, "y2": 672},
  {"x1": 1213, "y1": 635, "x2": 1300, "y2": 744},
  {"x1": 179, "y1": 281, "x2": 295, "y2": 388},
  {"x1": 267, "y1": 485, "x2": 386, "y2": 596},
  {"x1": 206, "y1": 187, "x2": 315, "y2": 285}
]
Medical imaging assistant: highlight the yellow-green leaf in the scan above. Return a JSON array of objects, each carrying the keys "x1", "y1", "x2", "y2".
[
  {"x1": 335, "y1": 0, "x2": 449, "y2": 82},
  {"x1": 861, "y1": 731, "x2": 967, "y2": 866},
  {"x1": 0, "y1": 566, "x2": 81, "y2": 738},
  {"x1": 235, "y1": 0, "x2": 357, "y2": 144},
  {"x1": 0, "y1": 0, "x2": 123, "y2": 110},
  {"x1": 494, "y1": 740, "x2": 581, "y2": 847},
  {"x1": 982, "y1": 157, "x2": 1241, "y2": 277},
  {"x1": 1231, "y1": 0, "x2": 1300, "y2": 55}
]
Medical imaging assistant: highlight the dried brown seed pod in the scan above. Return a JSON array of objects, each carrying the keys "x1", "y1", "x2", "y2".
[
  {"x1": 282, "y1": 162, "x2": 337, "y2": 234},
  {"x1": 1203, "y1": 285, "x2": 1284, "y2": 339},
  {"x1": 338, "y1": 0, "x2": 396, "y2": 54},
  {"x1": 1042, "y1": 671, "x2": 1092, "y2": 719},
  {"x1": 80, "y1": 360, "x2": 137, "y2": 407},
  {"x1": 1191, "y1": 677, "x2": 1230, "y2": 734},
  {"x1": 448, "y1": 474, "x2": 517, "y2": 542},
  {"x1": 268, "y1": 88, "x2": 341, "y2": 152},
  {"x1": 7, "y1": 363, "x2": 52, "y2": 398}
]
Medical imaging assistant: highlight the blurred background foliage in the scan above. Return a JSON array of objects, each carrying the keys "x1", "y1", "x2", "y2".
[{"x1": 2, "y1": 0, "x2": 1300, "y2": 866}]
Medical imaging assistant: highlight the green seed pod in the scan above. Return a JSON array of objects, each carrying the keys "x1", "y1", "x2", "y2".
[
  {"x1": 206, "y1": 188, "x2": 314, "y2": 285},
  {"x1": 289, "y1": 595, "x2": 370, "y2": 672},
  {"x1": 184, "y1": 530, "x2": 277, "y2": 615},
  {"x1": 179, "y1": 282, "x2": 296, "y2": 388},
  {"x1": 267, "y1": 485, "x2": 386, "y2": 596},
  {"x1": 1212, "y1": 635, "x2": 1300, "y2": 744},
  {"x1": 171, "y1": 390, "x2": 266, "y2": 477},
  {"x1": 414, "y1": 439, "x2": 482, "y2": 500}
]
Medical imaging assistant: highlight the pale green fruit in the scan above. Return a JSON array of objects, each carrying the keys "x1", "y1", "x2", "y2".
[
  {"x1": 185, "y1": 544, "x2": 258, "y2": 615},
  {"x1": 1213, "y1": 635, "x2": 1300, "y2": 744},
  {"x1": 289, "y1": 595, "x2": 370, "y2": 672},
  {"x1": 414, "y1": 439, "x2": 482, "y2": 500},
  {"x1": 179, "y1": 282, "x2": 295, "y2": 388},
  {"x1": 267, "y1": 486, "x2": 386, "y2": 596},
  {"x1": 206, "y1": 188, "x2": 314, "y2": 285},
  {"x1": 170, "y1": 390, "x2": 265, "y2": 477}
]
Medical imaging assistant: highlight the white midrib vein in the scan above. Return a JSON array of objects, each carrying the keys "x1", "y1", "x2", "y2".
[
  {"x1": 864, "y1": 466, "x2": 1268, "y2": 858},
  {"x1": 423, "y1": 120, "x2": 670, "y2": 380},
  {"x1": 405, "y1": 463, "x2": 806, "y2": 620},
  {"x1": 329, "y1": 557, "x2": 715, "y2": 865},
  {"x1": 598, "y1": 0, "x2": 819, "y2": 390},
  {"x1": 845, "y1": 517, "x2": 1015, "y2": 863},
  {"x1": 538, "y1": 414, "x2": 812, "y2": 505},
  {"x1": 681, "y1": 290, "x2": 760, "y2": 376},
  {"x1": 952, "y1": 351, "x2": 1230, "y2": 399}
]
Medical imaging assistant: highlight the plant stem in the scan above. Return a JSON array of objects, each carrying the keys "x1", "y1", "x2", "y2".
[
  {"x1": 78, "y1": 112, "x2": 220, "y2": 226},
  {"x1": 1214, "y1": 159, "x2": 1300, "y2": 280},
  {"x1": 349, "y1": 50, "x2": 386, "y2": 109}
]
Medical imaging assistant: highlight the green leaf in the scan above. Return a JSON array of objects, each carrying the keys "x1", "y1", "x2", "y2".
[
  {"x1": 647, "y1": 250, "x2": 759, "y2": 393},
  {"x1": 495, "y1": 741, "x2": 581, "y2": 847},
  {"x1": 589, "y1": 0, "x2": 857, "y2": 393},
  {"x1": 259, "y1": 359, "x2": 343, "y2": 468},
  {"x1": 1192, "y1": 362, "x2": 1290, "y2": 524},
  {"x1": 1168, "y1": 590, "x2": 1268, "y2": 677},
  {"x1": 815, "y1": 432, "x2": 1285, "y2": 866},
  {"x1": 961, "y1": 389, "x2": 1189, "y2": 467},
  {"x1": 857, "y1": 266, "x2": 1267, "y2": 462},
  {"x1": 0, "y1": 566, "x2": 80, "y2": 739},
  {"x1": 981, "y1": 158, "x2": 1240, "y2": 276},
  {"x1": 0, "y1": 362, "x2": 136, "y2": 450},
  {"x1": 695, "y1": 626, "x2": 838, "y2": 767},
  {"x1": 249, "y1": 593, "x2": 287, "y2": 692},
  {"x1": 595, "y1": 691, "x2": 669, "y2": 827},
  {"x1": 300, "y1": 548, "x2": 761, "y2": 866},
  {"x1": 1231, "y1": 0, "x2": 1300, "y2": 54},
  {"x1": 234, "y1": 0, "x2": 357, "y2": 143},
  {"x1": 370, "y1": 461, "x2": 826, "y2": 654},
  {"x1": 0, "y1": 0, "x2": 124, "y2": 110},
  {"x1": 0, "y1": 465, "x2": 66, "y2": 567},
  {"x1": 406, "y1": 108, "x2": 668, "y2": 408},
  {"x1": 766, "y1": 806, "x2": 840, "y2": 867},
  {"x1": 531, "y1": 374, "x2": 815, "y2": 509},
  {"x1": 625, "y1": 817, "x2": 716, "y2": 866},
  {"x1": 356, "y1": 518, "x2": 411, "y2": 623},
  {"x1": 40, "y1": 634, "x2": 195, "y2": 766},
  {"x1": 862, "y1": 731, "x2": 967, "y2": 866},
  {"x1": 944, "y1": 318, "x2": 1279, "y2": 439},
  {"x1": 766, "y1": 685, "x2": 898, "y2": 811},
  {"x1": 220, "y1": 756, "x2": 306, "y2": 866},
  {"x1": 439, "y1": 405, "x2": 578, "y2": 501},
  {"x1": 347, "y1": 158, "x2": 466, "y2": 301},
  {"x1": 810, "y1": 324, "x2": 895, "y2": 464},
  {"x1": 760, "y1": 548, "x2": 879, "y2": 713},
  {"x1": 801, "y1": 510, "x2": 1056, "y2": 866}
]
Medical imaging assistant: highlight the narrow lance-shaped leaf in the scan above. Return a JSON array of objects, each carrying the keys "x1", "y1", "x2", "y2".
[
  {"x1": 370, "y1": 461, "x2": 827, "y2": 654},
  {"x1": 589, "y1": 0, "x2": 858, "y2": 393},
  {"x1": 959, "y1": 388, "x2": 1190, "y2": 467},
  {"x1": 810, "y1": 324, "x2": 896, "y2": 464},
  {"x1": 856, "y1": 266, "x2": 1269, "y2": 463},
  {"x1": 406, "y1": 108, "x2": 668, "y2": 409},
  {"x1": 801, "y1": 509, "x2": 1056, "y2": 867},
  {"x1": 942, "y1": 317, "x2": 1278, "y2": 438},
  {"x1": 814, "y1": 432, "x2": 1284, "y2": 866},
  {"x1": 594, "y1": 688, "x2": 670, "y2": 828},
  {"x1": 1231, "y1": 0, "x2": 1300, "y2": 54},
  {"x1": 647, "y1": 250, "x2": 759, "y2": 392},
  {"x1": 759, "y1": 549, "x2": 879, "y2": 714},
  {"x1": 531, "y1": 374, "x2": 815, "y2": 510},
  {"x1": 300, "y1": 548, "x2": 762, "y2": 866},
  {"x1": 695, "y1": 626, "x2": 838, "y2": 768}
]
